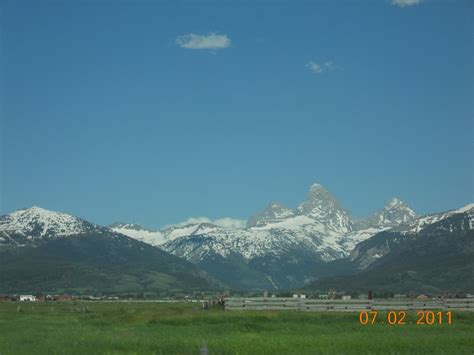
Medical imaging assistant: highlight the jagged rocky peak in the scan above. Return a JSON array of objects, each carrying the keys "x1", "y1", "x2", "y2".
[
  {"x1": 246, "y1": 202, "x2": 295, "y2": 228},
  {"x1": 297, "y1": 183, "x2": 354, "y2": 232},
  {"x1": 386, "y1": 197, "x2": 412, "y2": 209},
  {"x1": 298, "y1": 184, "x2": 340, "y2": 212},
  {"x1": 355, "y1": 197, "x2": 416, "y2": 230},
  {"x1": 375, "y1": 197, "x2": 416, "y2": 227}
]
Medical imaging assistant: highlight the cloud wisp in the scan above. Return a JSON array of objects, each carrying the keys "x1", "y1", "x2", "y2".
[
  {"x1": 176, "y1": 33, "x2": 231, "y2": 50},
  {"x1": 306, "y1": 61, "x2": 336, "y2": 75},
  {"x1": 391, "y1": 0, "x2": 423, "y2": 7}
]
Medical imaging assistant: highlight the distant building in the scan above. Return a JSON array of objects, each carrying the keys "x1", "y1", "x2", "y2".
[
  {"x1": 416, "y1": 294, "x2": 429, "y2": 300},
  {"x1": 20, "y1": 295, "x2": 36, "y2": 302},
  {"x1": 318, "y1": 294, "x2": 329, "y2": 299},
  {"x1": 293, "y1": 294, "x2": 299, "y2": 298},
  {"x1": 300, "y1": 294, "x2": 306, "y2": 299},
  {"x1": 342, "y1": 295, "x2": 351, "y2": 301}
]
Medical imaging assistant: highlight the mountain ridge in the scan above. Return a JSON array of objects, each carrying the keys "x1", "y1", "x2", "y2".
[
  {"x1": 0, "y1": 208, "x2": 221, "y2": 294},
  {"x1": 110, "y1": 183, "x2": 422, "y2": 289},
  {"x1": 3, "y1": 183, "x2": 471, "y2": 292},
  {"x1": 305, "y1": 207, "x2": 474, "y2": 293}
]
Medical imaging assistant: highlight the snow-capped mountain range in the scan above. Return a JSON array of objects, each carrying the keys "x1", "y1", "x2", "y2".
[
  {"x1": 2, "y1": 184, "x2": 470, "y2": 263},
  {"x1": 111, "y1": 183, "x2": 420, "y2": 263},
  {"x1": 1, "y1": 183, "x2": 472, "y2": 290},
  {"x1": 109, "y1": 222, "x2": 224, "y2": 248},
  {"x1": 348, "y1": 203, "x2": 474, "y2": 271},
  {"x1": 394, "y1": 203, "x2": 474, "y2": 234},
  {"x1": 0, "y1": 208, "x2": 220, "y2": 294}
]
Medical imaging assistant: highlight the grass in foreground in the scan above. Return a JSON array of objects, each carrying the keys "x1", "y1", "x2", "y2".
[{"x1": 0, "y1": 302, "x2": 473, "y2": 354}]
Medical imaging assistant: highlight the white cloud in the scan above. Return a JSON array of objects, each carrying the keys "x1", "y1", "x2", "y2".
[
  {"x1": 176, "y1": 33, "x2": 231, "y2": 50},
  {"x1": 212, "y1": 217, "x2": 247, "y2": 229},
  {"x1": 307, "y1": 61, "x2": 323, "y2": 74},
  {"x1": 164, "y1": 216, "x2": 246, "y2": 229},
  {"x1": 167, "y1": 217, "x2": 212, "y2": 228},
  {"x1": 306, "y1": 61, "x2": 336, "y2": 74},
  {"x1": 324, "y1": 61, "x2": 335, "y2": 70},
  {"x1": 391, "y1": 0, "x2": 423, "y2": 7}
]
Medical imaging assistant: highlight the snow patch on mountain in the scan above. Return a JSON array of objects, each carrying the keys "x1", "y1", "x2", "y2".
[
  {"x1": 356, "y1": 197, "x2": 417, "y2": 230},
  {"x1": 0, "y1": 206, "x2": 107, "y2": 247},
  {"x1": 110, "y1": 221, "x2": 227, "y2": 247},
  {"x1": 399, "y1": 203, "x2": 474, "y2": 233},
  {"x1": 0, "y1": 206, "x2": 93, "y2": 238},
  {"x1": 246, "y1": 202, "x2": 295, "y2": 228},
  {"x1": 454, "y1": 203, "x2": 474, "y2": 214},
  {"x1": 163, "y1": 217, "x2": 246, "y2": 229},
  {"x1": 349, "y1": 203, "x2": 474, "y2": 270},
  {"x1": 162, "y1": 223, "x2": 347, "y2": 262},
  {"x1": 109, "y1": 223, "x2": 166, "y2": 246},
  {"x1": 296, "y1": 183, "x2": 353, "y2": 233},
  {"x1": 340, "y1": 227, "x2": 391, "y2": 253}
]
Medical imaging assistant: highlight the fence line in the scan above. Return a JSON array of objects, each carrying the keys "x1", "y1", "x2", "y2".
[{"x1": 224, "y1": 298, "x2": 473, "y2": 312}]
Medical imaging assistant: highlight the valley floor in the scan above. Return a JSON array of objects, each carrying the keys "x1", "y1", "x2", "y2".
[{"x1": 0, "y1": 302, "x2": 472, "y2": 354}]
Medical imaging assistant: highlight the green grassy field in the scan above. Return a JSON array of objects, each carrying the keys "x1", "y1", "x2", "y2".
[{"x1": 0, "y1": 302, "x2": 473, "y2": 354}]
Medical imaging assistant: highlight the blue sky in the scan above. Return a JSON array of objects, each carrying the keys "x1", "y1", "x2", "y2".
[{"x1": 1, "y1": 0, "x2": 473, "y2": 228}]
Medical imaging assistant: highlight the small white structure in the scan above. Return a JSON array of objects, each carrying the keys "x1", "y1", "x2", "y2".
[
  {"x1": 342, "y1": 295, "x2": 351, "y2": 301},
  {"x1": 20, "y1": 295, "x2": 36, "y2": 302},
  {"x1": 293, "y1": 294, "x2": 306, "y2": 299}
]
